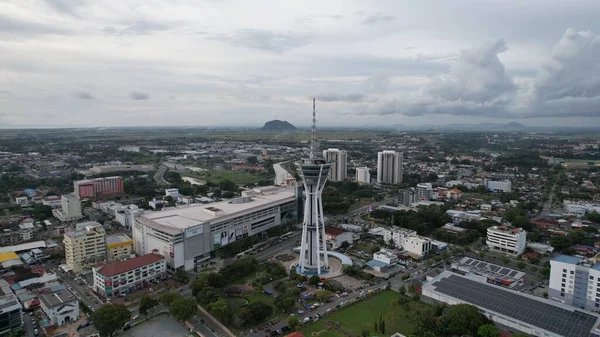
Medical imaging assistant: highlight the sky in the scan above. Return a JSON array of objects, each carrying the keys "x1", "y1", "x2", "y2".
[{"x1": 2, "y1": 0, "x2": 600, "y2": 128}]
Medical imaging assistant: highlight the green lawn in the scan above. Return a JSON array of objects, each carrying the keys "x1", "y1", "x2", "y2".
[
  {"x1": 300, "y1": 291, "x2": 426, "y2": 337},
  {"x1": 189, "y1": 169, "x2": 265, "y2": 185},
  {"x1": 348, "y1": 198, "x2": 375, "y2": 211},
  {"x1": 246, "y1": 292, "x2": 276, "y2": 306}
]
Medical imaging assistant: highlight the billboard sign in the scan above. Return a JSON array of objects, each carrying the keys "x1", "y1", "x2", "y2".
[
  {"x1": 213, "y1": 233, "x2": 222, "y2": 249},
  {"x1": 235, "y1": 226, "x2": 242, "y2": 240},
  {"x1": 185, "y1": 224, "x2": 204, "y2": 238},
  {"x1": 228, "y1": 228, "x2": 236, "y2": 243},
  {"x1": 220, "y1": 231, "x2": 228, "y2": 247},
  {"x1": 243, "y1": 224, "x2": 249, "y2": 237}
]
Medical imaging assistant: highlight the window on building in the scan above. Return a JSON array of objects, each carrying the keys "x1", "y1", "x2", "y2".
[
  {"x1": 561, "y1": 293, "x2": 565, "y2": 297},
  {"x1": 571, "y1": 270, "x2": 575, "y2": 275}
]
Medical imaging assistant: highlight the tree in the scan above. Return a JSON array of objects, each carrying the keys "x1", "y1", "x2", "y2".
[
  {"x1": 478, "y1": 324, "x2": 500, "y2": 337},
  {"x1": 197, "y1": 287, "x2": 221, "y2": 305},
  {"x1": 207, "y1": 297, "x2": 229, "y2": 322},
  {"x1": 373, "y1": 320, "x2": 378, "y2": 332},
  {"x1": 315, "y1": 290, "x2": 333, "y2": 303},
  {"x1": 287, "y1": 314, "x2": 300, "y2": 331},
  {"x1": 159, "y1": 292, "x2": 182, "y2": 307},
  {"x1": 380, "y1": 319, "x2": 386, "y2": 334},
  {"x1": 516, "y1": 261, "x2": 526, "y2": 269},
  {"x1": 361, "y1": 330, "x2": 370, "y2": 337},
  {"x1": 91, "y1": 304, "x2": 131, "y2": 337},
  {"x1": 247, "y1": 301, "x2": 273, "y2": 323},
  {"x1": 550, "y1": 235, "x2": 571, "y2": 252},
  {"x1": 139, "y1": 295, "x2": 159, "y2": 319},
  {"x1": 586, "y1": 211, "x2": 600, "y2": 223},
  {"x1": 170, "y1": 297, "x2": 198, "y2": 322},
  {"x1": 173, "y1": 269, "x2": 189, "y2": 284},
  {"x1": 445, "y1": 304, "x2": 491, "y2": 337},
  {"x1": 340, "y1": 241, "x2": 351, "y2": 250},
  {"x1": 308, "y1": 275, "x2": 321, "y2": 286}
]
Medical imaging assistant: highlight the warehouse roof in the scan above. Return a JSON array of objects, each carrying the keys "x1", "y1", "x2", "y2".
[{"x1": 424, "y1": 271, "x2": 600, "y2": 337}]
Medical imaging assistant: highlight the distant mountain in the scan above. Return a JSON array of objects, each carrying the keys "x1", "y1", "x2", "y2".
[
  {"x1": 260, "y1": 120, "x2": 296, "y2": 131},
  {"x1": 503, "y1": 121, "x2": 526, "y2": 130}
]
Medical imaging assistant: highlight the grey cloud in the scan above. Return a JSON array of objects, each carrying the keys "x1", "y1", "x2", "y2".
[
  {"x1": 73, "y1": 91, "x2": 94, "y2": 100},
  {"x1": 0, "y1": 91, "x2": 13, "y2": 98},
  {"x1": 130, "y1": 91, "x2": 149, "y2": 100},
  {"x1": 364, "y1": 74, "x2": 391, "y2": 93},
  {"x1": 0, "y1": 14, "x2": 71, "y2": 36},
  {"x1": 367, "y1": 39, "x2": 517, "y2": 117},
  {"x1": 315, "y1": 94, "x2": 367, "y2": 102},
  {"x1": 363, "y1": 13, "x2": 396, "y2": 25},
  {"x1": 208, "y1": 29, "x2": 312, "y2": 54},
  {"x1": 527, "y1": 28, "x2": 600, "y2": 117},
  {"x1": 102, "y1": 20, "x2": 169, "y2": 36},
  {"x1": 44, "y1": 0, "x2": 85, "y2": 16}
]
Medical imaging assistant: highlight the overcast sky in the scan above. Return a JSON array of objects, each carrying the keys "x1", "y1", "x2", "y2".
[{"x1": 2, "y1": 0, "x2": 600, "y2": 128}]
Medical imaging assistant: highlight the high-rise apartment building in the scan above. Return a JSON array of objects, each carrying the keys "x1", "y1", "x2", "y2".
[
  {"x1": 398, "y1": 188, "x2": 415, "y2": 206},
  {"x1": 74, "y1": 176, "x2": 124, "y2": 199},
  {"x1": 377, "y1": 151, "x2": 403, "y2": 184},
  {"x1": 64, "y1": 221, "x2": 106, "y2": 273},
  {"x1": 52, "y1": 193, "x2": 83, "y2": 222},
  {"x1": 549, "y1": 255, "x2": 600, "y2": 311},
  {"x1": 355, "y1": 167, "x2": 371, "y2": 184},
  {"x1": 484, "y1": 179, "x2": 512, "y2": 193},
  {"x1": 486, "y1": 225, "x2": 527, "y2": 255},
  {"x1": 323, "y1": 149, "x2": 347, "y2": 182}
]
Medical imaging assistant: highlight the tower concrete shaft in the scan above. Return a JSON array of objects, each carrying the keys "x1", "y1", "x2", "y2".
[{"x1": 297, "y1": 99, "x2": 331, "y2": 275}]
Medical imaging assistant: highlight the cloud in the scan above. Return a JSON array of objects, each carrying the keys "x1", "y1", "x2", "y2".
[
  {"x1": 73, "y1": 90, "x2": 95, "y2": 100},
  {"x1": 130, "y1": 91, "x2": 149, "y2": 100},
  {"x1": 102, "y1": 20, "x2": 169, "y2": 36},
  {"x1": 363, "y1": 13, "x2": 396, "y2": 25},
  {"x1": 364, "y1": 74, "x2": 391, "y2": 93},
  {"x1": 0, "y1": 14, "x2": 71, "y2": 36},
  {"x1": 43, "y1": 0, "x2": 85, "y2": 16},
  {"x1": 0, "y1": 91, "x2": 13, "y2": 98},
  {"x1": 209, "y1": 29, "x2": 312, "y2": 54},
  {"x1": 527, "y1": 28, "x2": 600, "y2": 117},
  {"x1": 315, "y1": 94, "x2": 367, "y2": 102}
]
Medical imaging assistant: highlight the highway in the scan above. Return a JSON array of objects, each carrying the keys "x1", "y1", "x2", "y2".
[
  {"x1": 534, "y1": 177, "x2": 559, "y2": 220},
  {"x1": 154, "y1": 165, "x2": 169, "y2": 186}
]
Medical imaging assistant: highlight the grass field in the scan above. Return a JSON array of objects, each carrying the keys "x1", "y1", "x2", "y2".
[
  {"x1": 246, "y1": 292, "x2": 276, "y2": 306},
  {"x1": 300, "y1": 291, "x2": 427, "y2": 337},
  {"x1": 186, "y1": 169, "x2": 265, "y2": 185},
  {"x1": 348, "y1": 198, "x2": 375, "y2": 211}
]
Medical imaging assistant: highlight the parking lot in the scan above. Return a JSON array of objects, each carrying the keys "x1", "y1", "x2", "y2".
[{"x1": 121, "y1": 314, "x2": 189, "y2": 337}]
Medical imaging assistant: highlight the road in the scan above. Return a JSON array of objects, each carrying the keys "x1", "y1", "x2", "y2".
[
  {"x1": 346, "y1": 196, "x2": 397, "y2": 217},
  {"x1": 534, "y1": 177, "x2": 559, "y2": 220},
  {"x1": 255, "y1": 235, "x2": 301, "y2": 261},
  {"x1": 154, "y1": 166, "x2": 169, "y2": 186},
  {"x1": 273, "y1": 161, "x2": 292, "y2": 186},
  {"x1": 55, "y1": 271, "x2": 103, "y2": 311}
]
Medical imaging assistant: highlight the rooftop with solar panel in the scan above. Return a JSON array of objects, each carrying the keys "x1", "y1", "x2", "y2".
[
  {"x1": 451, "y1": 256, "x2": 525, "y2": 287},
  {"x1": 423, "y1": 270, "x2": 600, "y2": 337}
]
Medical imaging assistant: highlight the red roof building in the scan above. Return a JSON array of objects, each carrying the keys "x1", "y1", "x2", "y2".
[
  {"x1": 96, "y1": 253, "x2": 164, "y2": 277},
  {"x1": 93, "y1": 253, "x2": 166, "y2": 298}
]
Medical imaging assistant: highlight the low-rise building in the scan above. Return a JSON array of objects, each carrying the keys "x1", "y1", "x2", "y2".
[
  {"x1": 485, "y1": 179, "x2": 512, "y2": 193},
  {"x1": 423, "y1": 270, "x2": 600, "y2": 337},
  {"x1": 403, "y1": 235, "x2": 432, "y2": 258},
  {"x1": 93, "y1": 253, "x2": 166, "y2": 298},
  {"x1": 52, "y1": 193, "x2": 83, "y2": 222},
  {"x1": 373, "y1": 249, "x2": 398, "y2": 265},
  {"x1": 324, "y1": 226, "x2": 354, "y2": 250},
  {"x1": 64, "y1": 221, "x2": 106, "y2": 273},
  {"x1": 39, "y1": 289, "x2": 80, "y2": 327},
  {"x1": 383, "y1": 228, "x2": 417, "y2": 248},
  {"x1": 42, "y1": 195, "x2": 62, "y2": 208},
  {"x1": 486, "y1": 225, "x2": 527, "y2": 255},
  {"x1": 106, "y1": 233, "x2": 133, "y2": 261}
]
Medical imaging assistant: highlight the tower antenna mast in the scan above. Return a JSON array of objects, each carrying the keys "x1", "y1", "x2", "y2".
[{"x1": 310, "y1": 98, "x2": 317, "y2": 159}]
